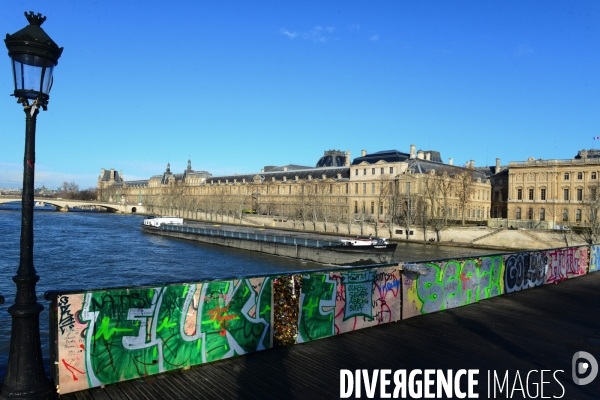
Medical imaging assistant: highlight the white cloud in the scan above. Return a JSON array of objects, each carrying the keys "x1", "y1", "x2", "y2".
[
  {"x1": 280, "y1": 26, "x2": 336, "y2": 43},
  {"x1": 280, "y1": 29, "x2": 298, "y2": 39},
  {"x1": 370, "y1": 34, "x2": 379, "y2": 41},
  {"x1": 349, "y1": 24, "x2": 360, "y2": 30}
]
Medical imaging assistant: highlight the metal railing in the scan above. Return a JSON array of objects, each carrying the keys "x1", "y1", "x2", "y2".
[{"x1": 161, "y1": 224, "x2": 338, "y2": 248}]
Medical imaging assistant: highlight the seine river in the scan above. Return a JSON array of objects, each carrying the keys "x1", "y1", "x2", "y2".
[{"x1": 0, "y1": 203, "x2": 493, "y2": 375}]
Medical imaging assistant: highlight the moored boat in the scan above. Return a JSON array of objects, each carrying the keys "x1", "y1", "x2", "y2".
[{"x1": 141, "y1": 216, "x2": 184, "y2": 230}]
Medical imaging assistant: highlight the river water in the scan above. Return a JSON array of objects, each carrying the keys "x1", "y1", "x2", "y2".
[{"x1": 0, "y1": 203, "x2": 494, "y2": 375}]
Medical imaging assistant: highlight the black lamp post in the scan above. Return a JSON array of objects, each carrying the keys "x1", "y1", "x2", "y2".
[{"x1": 2, "y1": 12, "x2": 63, "y2": 399}]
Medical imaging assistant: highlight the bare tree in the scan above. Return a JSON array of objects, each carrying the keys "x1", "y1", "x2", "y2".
[
  {"x1": 581, "y1": 184, "x2": 600, "y2": 244},
  {"x1": 58, "y1": 181, "x2": 80, "y2": 199},
  {"x1": 456, "y1": 171, "x2": 475, "y2": 226}
]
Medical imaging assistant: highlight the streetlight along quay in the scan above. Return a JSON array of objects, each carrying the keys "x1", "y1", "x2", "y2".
[{"x1": 3, "y1": 12, "x2": 63, "y2": 399}]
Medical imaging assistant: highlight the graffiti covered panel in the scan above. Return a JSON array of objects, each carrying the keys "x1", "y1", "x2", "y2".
[
  {"x1": 503, "y1": 252, "x2": 547, "y2": 293},
  {"x1": 402, "y1": 256, "x2": 504, "y2": 318},
  {"x1": 544, "y1": 247, "x2": 588, "y2": 283},
  {"x1": 297, "y1": 266, "x2": 400, "y2": 343},
  {"x1": 590, "y1": 245, "x2": 600, "y2": 273},
  {"x1": 54, "y1": 277, "x2": 272, "y2": 394}
]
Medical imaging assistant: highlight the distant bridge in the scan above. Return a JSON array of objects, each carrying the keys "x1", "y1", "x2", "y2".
[{"x1": 0, "y1": 196, "x2": 145, "y2": 214}]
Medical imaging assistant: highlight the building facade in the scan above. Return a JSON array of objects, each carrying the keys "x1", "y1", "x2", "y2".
[
  {"x1": 506, "y1": 150, "x2": 600, "y2": 228},
  {"x1": 98, "y1": 146, "x2": 492, "y2": 232}
]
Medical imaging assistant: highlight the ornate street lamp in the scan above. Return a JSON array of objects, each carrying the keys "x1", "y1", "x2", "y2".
[{"x1": 3, "y1": 12, "x2": 63, "y2": 399}]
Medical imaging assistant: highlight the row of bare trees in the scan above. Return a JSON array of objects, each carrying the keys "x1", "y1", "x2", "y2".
[{"x1": 116, "y1": 170, "x2": 484, "y2": 240}]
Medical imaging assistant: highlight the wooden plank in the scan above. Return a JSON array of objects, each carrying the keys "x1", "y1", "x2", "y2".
[
  {"x1": 112, "y1": 381, "x2": 151, "y2": 400},
  {"x1": 86, "y1": 386, "x2": 112, "y2": 400},
  {"x1": 126, "y1": 379, "x2": 163, "y2": 400},
  {"x1": 72, "y1": 390, "x2": 94, "y2": 400}
]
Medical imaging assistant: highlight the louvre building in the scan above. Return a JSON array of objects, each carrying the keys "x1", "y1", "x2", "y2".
[{"x1": 98, "y1": 146, "x2": 492, "y2": 228}]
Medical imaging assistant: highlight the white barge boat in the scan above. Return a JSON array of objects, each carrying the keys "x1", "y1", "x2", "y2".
[{"x1": 141, "y1": 217, "x2": 396, "y2": 265}]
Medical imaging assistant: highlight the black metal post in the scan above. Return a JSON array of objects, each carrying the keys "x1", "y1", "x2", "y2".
[{"x1": 1, "y1": 106, "x2": 54, "y2": 399}]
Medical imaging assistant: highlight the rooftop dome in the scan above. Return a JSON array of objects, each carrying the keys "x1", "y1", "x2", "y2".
[{"x1": 316, "y1": 150, "x2": 346, "y2": 168}]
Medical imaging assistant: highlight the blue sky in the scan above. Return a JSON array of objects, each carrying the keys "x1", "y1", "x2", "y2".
[{"x1": 1, "y1": 1, "x2": 599, "y2": 189}]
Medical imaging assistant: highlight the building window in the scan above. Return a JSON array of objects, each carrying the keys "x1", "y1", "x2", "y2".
[
  {"x1": 563, "y1": 209, "x2": 569, "y2": 221},
  {"x1": 329, "y1": 184, "x2": 333, "y2": 194},
  {"x1": 540, "y1": 208, "x2": 545, "y2": 221},
  {"x1": 577, "y1": 172, "x2": 583, "y2": 180},
  {"x1": 576, "y1": 209, "x2": 582, "y2": 222},
  {"x1": 564, "y1": 173, "x2": 569, "y2": 180},
  {"x1": 592, "y1": 188, "x2": 597, "y2": 200},
  {"x1": 354, "y1": 201, "x2": 358, "y2": 213},
  {"x1": 528, "y1": 188, "x2": 534, "y2": 200},
  {"x1": 355, "y1": 183, "x2": 358, "y2": 194},
  {"x1": 371, "y1": 168, "x2": 375, "y2": 175},
  {"x1": 381, "y1": 167, "x2": 384, "y2": 174},
  {"x1": 406, "y1": 182, "x2": 411, "y2": 194},
  {"x1": 516, "y1": 207, "x2": 522, "y2": 219},
  {"x1": 371, "y1": 183, "x2": 375, "y2": 194},
  {"x1": 363, "y1": 169, "x2": 367, "y2": 176},
  {"x1": 355, "y1": 169, "x2": 358, "y2": 176},
  {"x1": 540, "y1": 188, "x2": 546, "y2": 200},
  {"x1": 362, "y1": 202, "x2": 366, "y2": 213},
  {"x1": 528, "y1": 208, "x2": 533, "y2": 220},
  {"x1": 345, "y1": 183, "x2": 348, "y2": 194},
  {"x1": 494, "y1": 191, "x2": 499, "y2": 201},
  {"x1": 517, "y1": 189, "x2": 522, "y2": 200},
  {"x1": 577, "y1": 188, "x2": 583, "y2": 201},
  {"x1": 390, "y1": 167, "x2": 394, "y2": 174},
  {"x1": 371, "y1": 202, "x2": 375, "y2": 213},
  {"x1": 379, "y1": 203, "x2": 383, "y2": 214},
  {"x1": 363, "y1": 183, "x2": 367, "y2": 194},
  {"x1": 592, "y1": 172, "x2": 597, "y2": 180},
  {"x1": 564, "y1": 189, "x2": 569, "y2": 201}
]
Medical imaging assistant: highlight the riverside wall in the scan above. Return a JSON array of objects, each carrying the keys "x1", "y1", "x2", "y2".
[
  {"x1": 47, "y1": 245, "x2": 600, "y2": 394},
  {"x1": 151, "y1": 226, "x2": 394, "y2": 265}
]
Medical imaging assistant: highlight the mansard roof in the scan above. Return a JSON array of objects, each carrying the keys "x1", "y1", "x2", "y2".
[
  {"x1": 351, "y1": 150, "x2": 410, "y2": 165},
  {"x1": 263, "y1": 164, "x2": 312, "y2": 172},
  {"x1": 124, "y1": 180, "x2": 149, "y2": 187},
  {"x1": 406, "y1": 159, "x2": 489, "y2": 182},
  {"x1": 206, "y1": 166, "x2": 350, "y2": 184},
  {"x1": 99, "y1": 169, "x2": 123, "y2": 183}
]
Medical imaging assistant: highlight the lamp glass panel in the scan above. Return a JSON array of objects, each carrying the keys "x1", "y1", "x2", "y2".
[{"x1": 11, "y1": 53, "x2": 55, "y2": 98}]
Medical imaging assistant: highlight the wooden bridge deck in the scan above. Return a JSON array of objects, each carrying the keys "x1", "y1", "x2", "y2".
[{"x1": 61, "y1": 272, "x2": 600, "y2": 399}]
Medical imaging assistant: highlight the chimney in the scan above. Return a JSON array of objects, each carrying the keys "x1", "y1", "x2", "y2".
[
  {"x1": 410, "y1": 144, "x2": 416, "y2": 159},
  {"x1": 495, "y1": 158, "x2": 501, "y2": 170},
  {"x1": 109, "y1": 169, "x2": 115, "y2": 181},
  {"x1": 361, "y1": 149, "x2": 367, "y2": 157},
  {"x1": 345, "y1": 150, "x2": 351, "y2": 166},
  {"x1": 417, "y1": 150, "x2": 424, "y2": 160},
  {"x1": 425, "y1": 153, "x2": 431, "y2": 161},
  {"x1": 470, "y1": 160, "x2": 475, "y2": 168},
  {"x1": 448, "y1": 158, "x2": 453, "y2": 166},
  {"x1": 120, "y1": 170, "x2": 123, "y2": 181}
]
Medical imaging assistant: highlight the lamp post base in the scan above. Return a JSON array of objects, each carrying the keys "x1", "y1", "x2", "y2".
[{"x1": 0, "y1": 301, "x2": 54, "y2": 399}]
